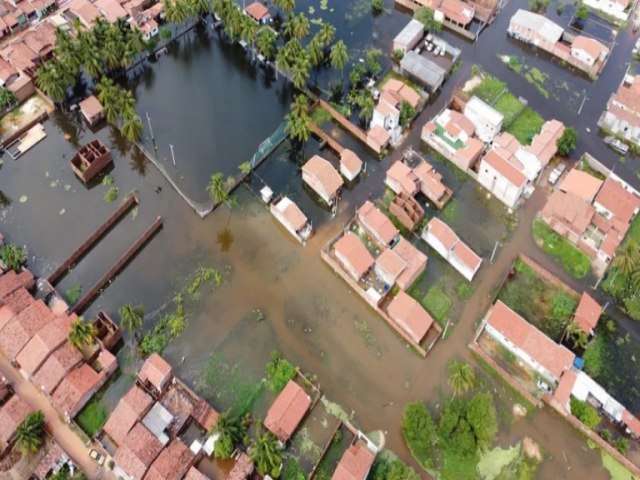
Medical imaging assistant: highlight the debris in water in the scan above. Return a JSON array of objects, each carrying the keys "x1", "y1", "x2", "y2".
[
  {"x1": 59, "y1": 208, "x2": 65, "y2": 215},
  {"x1": 19, "y1": 195, "x2": 27, "y2": 203},
  {"x1": 64, "y1": 184, "x2": 71, "y2": 191}
]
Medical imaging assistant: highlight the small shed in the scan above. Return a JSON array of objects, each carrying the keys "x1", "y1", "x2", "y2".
[
  {"x1": 79, "y1": 95, "x2": 103, "y2": 126},
  {"x1": 264, "y1": 380, "x2": 311, "y2": 442},
  {"x1": 339, "y1": 149, "x2": 363, "y2": 181}
]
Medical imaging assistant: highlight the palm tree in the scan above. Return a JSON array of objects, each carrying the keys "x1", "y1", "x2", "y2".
[
  {"x1": 284, "y1": 111, "x2": 310, "y2": 145},
  {"x1": 120, "y1": 111, "x2": 143, "y2": 142},
  {"x1": 273, "y1": 0, "x2": 295, "y2": 16},
  {"x1": 210, "y1": 410, "x2": 246, "y2": 458},
  {"x1": 119, "y1": 304, "x2": 144, "y2": 340},
  {"x1": 240, "y1": 16, "x2": 258, "y2": 59},
  {"x1": 447, "y1": 360, "x2": 476, "y2": 397},
  {"x1": 330, "y1": 40, "x2": 348, "y2": 80},
  {"x1": 15, "y1": 411, "x2": 45, "y2": 455},
  {"x1": 284, "y1": 13, "x2": 309, "y2": 40},
  {"x1": 358, "y1": 92, "x2": 375, "y2": 126},
  {"x1": 290, "y1": 94, "x2": 308, "y2": 118},
  {"x1": 68, "y1": 317, "x2": 97, "y2": 349},
  {"x1": 318, "y1": 23, "x2": 335, "y2": 48},
  {"x1": 207, "y1": 172, "x2": 229, "y2": 205},
  {"x1": 306, "y1": 37, "x2": 324, "y2": 81},
  {"x1": 289, "y1": 55, "x2": 309, "y2": 89},
  {"x1": 248, "y1": 425, "x2": 283, "y2": 477},
  {"x1": 613, "y1": 241, "x2": 638, "y2": 278},
  {"x1": 565, "y1": 322, "x2": 589, "y2": 349},
  {"x1": 96, "y1": 77, "x2": 120, "y2": 125},
  {"x1": 256, "y1": 28, "x2": 277, "y2": 61},
  {"x1": 36, "y1": 61, "x2": 71, "y2": 103}
]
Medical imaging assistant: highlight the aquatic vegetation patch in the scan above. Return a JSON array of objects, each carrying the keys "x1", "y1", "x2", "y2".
[
  {"x1": 292, "y1": 427, "x2": 323, "y2": 464},
  {"x1": 505, "y1": 107, "x2": 544, "y2": 145},
  {"x1": 441, "y1": 198, "x2": 458, "y2": 221},
  {"x1": 320, "y1": 396, "x2": 353, "y2": 423},
  {"x1": 103, "y1": 186, "x2": 118, "y2": 203},
  {"x1": 455, "y1": 281, "x2": 475, "y2": 300},
  {"x1": 63, "y1": 283, "x2": 83, "y2": 306},
  {"x1": 265, "y1": 350, "x2": 296, "y2": 392}
]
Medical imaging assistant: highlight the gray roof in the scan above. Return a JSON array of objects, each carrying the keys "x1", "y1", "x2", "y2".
[
  {"x1": 142, "y1": 402, "x2": 174, "y2": 446},
  {"x1": 400, "y1": 51, "x2": 446, "y2": 91},
  {"x1": 510, "y1": 9, "x2": 563, "y2": 44},
  {"x1": 393, "y1": 19, "x2": 424, "y2": 47}
]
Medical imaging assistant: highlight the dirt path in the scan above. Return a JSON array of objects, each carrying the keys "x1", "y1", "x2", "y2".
[{"x1": 0, "y1": 355, "x2": 104, "y2": 479}]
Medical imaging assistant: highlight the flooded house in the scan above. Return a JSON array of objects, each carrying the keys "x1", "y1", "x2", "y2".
[
  {"x1": 422, "y1": 217, "x2": 482, "y2": 281},
  {"x1": 392, "y1": 237, "x2": 428, "y2": 290},
  {"x1": 70, "y1": 139, "x2": 112, "y2": 184},
  {"x1": 138, "y1": 352, "x2": 173, "y2": 398},
  {"x1": 339, "y1": 149, "x2": 363, "y2": 182},
  {"x1": 356, "y1": 201, "x2": 399, "y2": 248},
  {"x1": 385, "y1": 290, "x2": 435, "y2": 345},
  {"x1": 264, "y1": 379, "x2": 311, "y2": 443},
  {"x1": 102, "y1": 384, "x2": 154, "y2": 447},
  {"x1": 464, "y1": 96, "x2": 503, "y2": 142},
  {"x1": 225, "y1": 451, "x2": 255, "y2": 480},
  {"x1": 332, "y1": 440, "x2": 376, "y2": 480},
  {"x1": 269, "y1": 196, "x2": 313, "y2": 244},
  {"x1": 78, "y1": 95, "x2": 103, "y2": 127},
  {"x1": 301, "y1": 155, "x2": 344, "y2": 206},
  {"x1": 392, "y1": 18, "x2": 423, "y2": 54},
  {"x1": 145, "y1": 438, "x2": 196, "y2": 479},
  {"x1": 573, "y1": 292, "x2": 602, "y2": 337},
  {"x1": 113, "y1": 422, "x2": 164, "y2": 480},
  {"x1": 31, "y1": 441, "x2": 76, "y2": 480},
  {"x1": 333, "y1": 232, "x2": 376, "y2": 282},
  {"x1": 244, "y1": 1, "x2": 270, "y2": 24},
  {"x1": 389, "y1": 193, "x2": 425, "y2": 231},
  {"x1": 599, "y1": 74, "x2": 640, "y2": 147}
]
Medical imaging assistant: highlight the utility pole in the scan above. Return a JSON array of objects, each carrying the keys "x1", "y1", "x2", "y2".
[
  {"x1": 146, "y1": 111, "x2": 156, "y2": 149},
  {"x1": 169, "y1": 144, "x2": 176, "y2": 167},
  {"x1": 490, "y1": 241, "x2": 500, "y2": 263}
]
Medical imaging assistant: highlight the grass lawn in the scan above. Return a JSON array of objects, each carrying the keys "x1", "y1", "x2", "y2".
[
  {"x1": 531, "y1": 219, "x2": 591, "y2": 279},
  {"x1": 469, "y1": 75, "x2": 507, "y2": 103},
  {"x1": 456, "y1": 281, "x2": 475, "y2": 300},
  {"x1": 493, "y1": 93, "x2": 524, "y2": 125},
  {"x1": 506, "y1": 108, "x2": 544, "y2": 145},
  {"x1": 422, "y1": 283, "x2": 452, "y2": 326},
  {"x1": 497, "y1": 258, "x2": 578, "y2": 341},
  {"x1": 76, "y1": 398, "x2": 108, "y2": 438}
]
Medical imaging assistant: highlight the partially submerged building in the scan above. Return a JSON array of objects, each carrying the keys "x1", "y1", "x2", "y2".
[
  {"x1": 400, "y1": 50, "x2": 446, "y2": 93},
  {"x1": 70, "y1": 139, "x2": 112, "y2": 184},
  {"x1": 339, "y1": 149, "x2": 363, "y2": 182},
  {"x1": 385, "y1": 290, "x2": 435, "y2": 345},
  {"x1": 392, "y1": 18, "x2": 424, "y2": 54},
  {"x1": 422, "y1": 217, "x2": 482, "y2": 281},
  {"x1": 270, "y1": 196, "x2": 313, "y2": 245},
  {"x1": 599, "y1": 74, "x2": 640, "y2": 147},
  {"x1": 357, "y1": 201, "x2": 399, "y2": 248},
  {"x1": 78, "y1": 95, "x2": 103, "y2": 127},
  {"x1": 332, "y1": 440, "x2": 376, "y2": 480},
  {"x1": 264, "y1": 379, "x2": 311, "y2": 443},
  {"x1": 301, "y1": 155, "x2": 344, "y2": 206}
]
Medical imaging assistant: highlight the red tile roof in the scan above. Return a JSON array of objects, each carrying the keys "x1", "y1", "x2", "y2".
[
  {"x1": 485, "y1": 301, "x2": 575, "y2": 379},
  {"x1": 453, "y1": 242, "x2": 482, "y2": 273},
  {"x1": 340, "y1": 149, "x2": 363, "y2": 176},
  {"x1": 139, "y1": 353, "x2": 172, "y2": 393},
  {"x1": 16, "y1": 315, "x2": 73, "y2": 376},
  {"x1": 594, "y1": 178, "x2": 640, "y2": 224},
  {"x1": 0, "y1": 269, "x2": 34, "y2": 303},
  {"x1": 226, "y1": 452, "x2": 254, "y2": 480},
  {"x1": 392, "y1": 237, "x2": 427, "y2": 290},
  {"x1": 572, "y1": 36, "x2": 608, "y2": 60},
  {"x1": 79, "y1": 95, "x2": 103, "y2": 120},
  {"x1": 623, "y1": 409, "x2": 640, "y2": 438},
  {"x1": 541, "y1": 190, "x2": 595, "y2": 236},
  {"x1": 334, "y1": 232, "x2": 375, "y2": 280},
  {"x1": 33, "y1": 341, "x2": 83, "y2": 394},
  {"x1": 245, "y1": 1, "x2": 270, "y2": 21},
  {"x1": 51, "y1": 363, "x2": 102, "y2": 417},
  {"x1": 103, "y1": 385, "x2": 153, "y2": 446},
  {"x1": 331, "y1": 444, "x2": 376, "y2": 480},
  {"x1": 482, "y1": 149, "x2": 527, "y2": 188},
  {"x1": 144, "y1": 438, "x2": 194, "y2": 480},
  {"x1": 375, "y1": 248, "x2": 407, "y2": 284},
  {"x1": 437, "y1": 0, "x2": 475, "y2": 26},
  {"x1": 558, "y1": 169, "x2": 603, "y2": 203},
  {"x1": 386, "y1": 291, "x2": 434, "y2": 344},
  {"x1": 0, "y1": 394, "x2": 31, "y2": 446},
  {"x1": 552, "y1": 370, "x2": 577, "y2": 411},
  {"x1": 427, "y1": 217, "x2": 458, "y2": 250},
  {"x1": 0, "y1": 299, "x2": 55, "y2": 359},
  {"x1": 2, "y1": 287, "x2": 33, "y2": 314},
  {"x1": 357, "y1": 201, "x2": 399, "y2": 246},
  {"x1": 114, "y1": 423, "x2": 163, "y2": 480},
  {"x1": 191, "y1": 397, "x2": 218, "y2": 431},
  {"x1": 386, "y1": 161, "x2": 419, "y2": 196},
  {"x1": 302, "y1": 155, "x2": 344, "y2": 199},
  {"x1": 32, "y1": 441, "x2": 66, "y2": 480},
  {"x1": 264, "y1": 380, "x2": 311, "y2": 442},
  {"x1": 573, "y1": 292, "x2": 602, "y2": 335},
  {"x1": 185, "y1": 467, "x2": 210, "y2": 480}
]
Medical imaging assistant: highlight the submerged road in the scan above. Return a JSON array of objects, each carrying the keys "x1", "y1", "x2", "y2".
[{"x1": 0, "y1": 355, "x2": 105, "y2": 480}]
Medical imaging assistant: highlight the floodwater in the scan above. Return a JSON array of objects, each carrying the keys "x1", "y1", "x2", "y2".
[{"x1": 2, "y1": 0, "x2": 640, "y2": 478}]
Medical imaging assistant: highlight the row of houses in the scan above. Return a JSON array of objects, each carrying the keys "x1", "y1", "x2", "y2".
[
  {"x1": 0, "y1": 267, "x2": 120, "y2": 421},
  {"x1": 0, "y1": 379, "x2": 80, "y2": 479},
  {"x1": 507, "y1": 9, "x2": 611, "y2": 77},
  {"x1": 539, "y1": 162, "x2": 640, "y2": 274},
  {"x1": 422, "y1": 93, "x2": 565, "y2": 209},
  {"x1": 394, "y1": 0, "x2": 505, "y2": 27}
]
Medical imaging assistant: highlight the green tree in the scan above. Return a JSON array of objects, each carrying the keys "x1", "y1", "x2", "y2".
[
  {"x1": 119, "y1": 304, "x2": 144, "y2": 340},
  {"x1": 365, "y1": 48, "x2": 383, "y2": 76},
  {"x1": 447, "y1": 361, "x2": 476, "y2": 397},
  {"x1": 414, "y1": 7, "x2": 442, "y2": 32},
  {"x1": 36, "y1": 61, "x2": 73, "y2": 103},
  {"x1": 402, "y1": 402, "x2": 437, "y2": 468},
  {"x1": 211, "y1": 410, "x2": 247, "y2": 459},
  {"x1": 239, "y1": 161, "x2": 251, "y2": 176},
  {"x1": 256, "y1": 28, "x2": 277, "y2": 61},
  {"x1": 575, "y1": 2, "x2": 589, "y2": 21},
  {"x1": 0, "y1": 244, "x2": 27, "y2": 270},
  {"x1": 290, "y1": 54, "x2": 310, "y2": 89},
  {"x1": 565, "y1": 321, "x2": 589, "y2": 349},
  {"x1": 466, "y1": 392, "x2": 498, "y2": 450},
  {"x1": 248, "y1": 425, "x2": 283, "y2": 478},
  {"x1": 317, "y1": 23, "x2": 336, "y2": 48},
  {"x1": 399, "y1": 101, "x2": 416, "y2": 127},
  {"x1": 357, "y1": 92, "x2": 375, "y2": 125},
  {"x1": 330, "y1": 40, "x2": 349, "y2": 79},
  {"x1": 372, "y1": 0, "x2": 384, "y2": 14},
  {"x1": 96, "y1": 77, "x2": 120, "y2": 124},
  {"x1": 273, "y1": 0, "x2": 295, "y2": 16},
  {"x1": 613, "y1": 241, "x2": 638, "y2": 277},
  {"x1": 306, "y1": 37, "x2": 325, "y2": 80},
  {"x1": 15, "y1": 411, "x2": 46, "y2": 455},
  {"x1": 120, "y1": 110, "x2": 143, "y2": 142},
  {"x1": 68, "y1": 317, "x2": 97, "y2": 349},
  {"x1": 265, "y1": 351, "x2": 296, "y2": 392},
  {"x1": 0, "y1": 87, "x2": 16, "y2": 110},
  {"x1": 556, "y1": 127, "x2": 578, "y2": 156},
  {"x1": 283, "y1": 13, "x2": 309, "y2": 40},
  {"x1": 570, "y1": 397, "x2": 601, "y2": 429},
  {"x1": 207, "y1": 172, "x2": 229, "y2": 205}
]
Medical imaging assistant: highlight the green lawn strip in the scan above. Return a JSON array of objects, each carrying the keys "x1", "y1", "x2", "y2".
[
  {"x1": 76, "y1": 395, "x2": 108, "y2": 438},
  {"x1": 506, "y1": 107, "x2": 544, "y2": 145},
  {"x1": 471, "y1": 351, "x2": 536, "y2": 412},
  {"x1": 493, "y1": 93, "x2": 523, "y2": 125},
  {"x1": 469, "y1": 75, "x2": 507, "y2": 103},
  {"x1": 421, "y1": 283, "x2": 452, "y2": 326},
  {"x1": 531, "y1": 219, "x2": 591, "y2": 279}
]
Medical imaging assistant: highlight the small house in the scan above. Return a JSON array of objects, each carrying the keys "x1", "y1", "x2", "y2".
[
  {"x1": 573, "y1": 292, "x2": 602, "y2": 336},
  {"x1": 102, "y1": 384, "x2": 153, "y2": 446},
  {"x1": 332, "y1": 442, "x2": 376, "y2": 480},
  {"x1": 301, "y1": 155, "x2": 344, "y2": 206},
  {"x1": 245, "y1": 2, "x2": 270, "y2": 24},
  {"x1": 270, "y1": 196, "x2": 313, "y2": 244},
  {"x1": 357, "y1": 201, "x2": 399, "y2": 247},
  {"x1": 374, "y1": 248, "x2": 407, "y2": 286},
  {"x1": 70, "y1": 139, "x2": 112, "y2": 184},
  {"x1": 571, "y1": 36, "x2": 608, "y2": 68},
  {"x1": 79, "y1": 96, "x2": 103, "y2": 127},
  {"x1": 139, "y1": 353, "x2": 173, "y2": 397},
  {"x1": 264, "y1": 380, "x2": 311, "y2": 443},
  {"x1": 386, "y1": 291, "x2": 435, "y2": 344},
  {"x1": 477, "y1": 149, "x2": 528, "y2": 209},
  {"x1": 392, "y1": 18, "x2": 424, "y2": 54},
  {"x1": 463, "y1": 96, "x2": 503, "y2": 143},
  {"x1": 334, "y1": 232, "x2": 375, "y2": 281},
  {"x1": 339, "y1": 149, "x2": 363, "y2": 181},
  {"x1": 113, "y1": 423, "x2": 164, "y2": 480}
]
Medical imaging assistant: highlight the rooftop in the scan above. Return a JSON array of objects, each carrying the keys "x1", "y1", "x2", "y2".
[
  {"x1": 375, "y1": 248, "x2": 407, "y2": 284},
  {"x1": 114, "y1": 423, "x2": 164, "y2": 480},
  {"x1": 393, "y1": 18, "x2": 424, "y2": 48},
  {"x1": 400, "y1": 50, "x2": 446, "y2": 90},
  {"x1": 139, "y1": 353, "x2": 173, "y2": 393},
  {"x1": 103, "y1": 384, "x2": 154, "y2": 446},
  {"x1": 572, "y1": 35, "x2": 608, "y2": 60},
  {"x1": 16, "y1": 314, "x2": 73, "y2": 376},
  {"x1": 510, "y1": 9, "x2": 563, "y2": 44},
  {"x1": 558, "y1": 169, "x2": 603, "y2": 203},
  {"x1": 594, "y1": 177, "x2": 640, "y2": 224},
  {"x1": 331, "y1": 444, "x2": 376, "y2": 480},
  {"x1": 264, "y1": 380, "x2": 311, "y2": 442},
  {"x1": 357, "y1": 201, "x2": 399, "y2": 246},
  {"x1": 33, "y1": 341, "x2": 83, "y2": 394},
  {"x1": 386, "y1": 291, "x2": 434, "y2": 344},
  {"x1": 51, "y1": 363, "x2": 102, "y2": 417},
  {"x1": 482, "y1": 149, "x2": 528, "y2": 188},
  {"x1": 0, "y1": 394, "x2": 31, "y2": 446},
  {"x1": 334, "y1": 232, "x2": 375, "y2": 280},
  {"x1": 78, "y1": 95, "x2": 103, "y2": 119},
  {"x1": 485, "y1": 301, "x2": 575, "y2": 379},
  {"x1": 573, "y1": 292, "x2": 602, "y2": 335},
  {"x1": 245, "y1": 1, "x2": 270, "y2": 21},
  {"x1": 144, "y1": 438, "x2": 194, "y2": 480},
  {"x1": 302, "y1": 155, "x2": 344, "y2": 197}
]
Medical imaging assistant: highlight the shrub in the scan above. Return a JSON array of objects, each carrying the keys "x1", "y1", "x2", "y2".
[
  {"x1": 570, "y1": 398, "x2": 601, "y2": 429},
  {"x1": 556, "y1": 127, "x2": 578, "y2": 156},
  {"x1": 402, "y1": 402, "x2": 437, "y2": 468},
  {"x1": 0, "y1": 244, "x2": 27, "y2": 270},
  {"x1": 104, "y1": 186, "x2": 118, "y2": 203},
  {"x1": 392, "y1": 49, "x2": 404, "y2": 61},
  {"x1": 265, "y1": 351, "x2": 296, "y2": 392},
  {"x1": 399, "y1": 101, "x2": 416, "y2": 127},
  {"x1": 371, "y1": 0, "x2": 384, "y2": 14},
  {"x1": 575, "y1": 3, "x2": 589, "y2": 21},
  {"x1": 414, "y1": 7, "x2": 442, "y2": 32},
  {"x1": 615, "y1": 437, "x2": 629, "y2": 455}
]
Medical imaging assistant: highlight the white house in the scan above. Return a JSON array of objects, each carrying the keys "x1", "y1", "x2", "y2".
[
  {"x1": 570, "y1": 36, "x2": 609, "y2": 67},
  {"x1": 582, "y1": 0, "x2": 631, "y2": 21},
  {"x1": 421, "y1": 217, "x2": 482, "y2": 281},
  {"x1": 482, "y1": 301, "x2": 575, "y2": 384},
  {"x1": 463, "y1": 96, "x2": 504, "y2": 142},
  {"x1": 371, "y1": 98, "x2": 400, "y2": 140},
  {"x1": 339, "y1": 149, "x2": 363, "y2": 181},
  {"x1": 477, "y1": 149, "x2": 528, "y2": 209},
  {"x1": 392, "y1": 18, "x2": 424, "y2": 54}
]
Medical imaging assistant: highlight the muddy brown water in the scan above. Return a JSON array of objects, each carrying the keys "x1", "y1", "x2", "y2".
[{"x1": 2, "y1": 0, "x2": 640, "y2": 477}]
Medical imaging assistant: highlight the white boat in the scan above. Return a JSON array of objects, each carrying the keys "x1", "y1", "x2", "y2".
[{"x1": 270, "y1": 196, "x2": 313, "y2": 244}]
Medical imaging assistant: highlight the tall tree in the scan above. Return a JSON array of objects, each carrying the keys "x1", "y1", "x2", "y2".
[
  {"x1": 207, "y1": 172, "x2": 229, "y2": 205},
  {"x1": 330, "y1": 40, "x2": 348, "y2": 79},
  {"x1": 273, "y1": 0, "x2": 295, "y2": 16},
  {"x1": 256, "y1": 28, "x2": 277, "y2": 60},
  {"x1": 15, "y1": 411, "x2": 46, "y2": 455},
  {"x1": 613, "y1": 241, "x2": 638, "y2": 278},
  {"x1": 248, "y1": 425, "x2": 283, "y2": 478},
  {"x1": 317, "y1": 22, "x2": 335, "y2": 48},
  {"x1": 447, "y1": 360, "x2": 476, "y2": 397},
  {"x1": 289, "y1": 55, "x2": 310, "y2": 89},
  {"x1": 119, "y1": 304, "x2": 144, "y2": 340},
  {"x1": 68, "y1": 317, "x2": 97, "y2": 349},
  {"x1": 120, "y1": 110, "x2": 143, "y2": 142}
]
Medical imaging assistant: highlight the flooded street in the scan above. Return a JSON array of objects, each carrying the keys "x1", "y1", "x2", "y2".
[{"x1": 2, "y1": 0, "x2": 640, "y2": 478}]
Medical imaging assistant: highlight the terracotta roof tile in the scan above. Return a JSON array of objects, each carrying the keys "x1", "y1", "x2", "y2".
[
  {"x1": 573, "y1": 292, "x2": 602, "y2": 334},
  {"x1": 2, "y1": 287, "x2": 33, "y2": 314},
  {"x1": 559, "y1": 169, "x2": 603, "y2": 203},
  {"x1": 16, "y1": 315, "x2": 73, "y2": 376},
  {"x1": 386, "y1": 291, "x2": 434, "y2": 343},
  {"x1": 264, "y1": 380, "x2": 311, "y2": 442},
  {"x1": 184, "y1": 467, "x2": 210, "y2": 480},
  {"x1": 33, "y1": 342, "x2": 83, "y2": 394},
  {"x1": 392, "y1": 237, "x2": 427, "y2": 290},
  {"x1": 52, "y1": 363, "x2": 102, "y2": 417},
  {"x1": 334, "y1": 232, "x2": 375, "y2": 280},
  {"x1": 0, "y1": 299, "x2": 55, "y2": 359},
  {"x1": 332, "y1": 444, "x2": 375, "y2": 480},
  {"x1": 139, "y1": 353, "x2": 172, "y2": 393},
  {"x1": 302, "y1": 156, "x2": 344, "y2": 198},
  {"x1": 103, "y1": 385, "x2": 153, "y2": 446},
  {"x1": 0, "y1": 394, "x2": 30, "y2": 446},
  {"x1": 386, "y1": 161, "x2": 418, "y2": 196},
  {"x1": 226, "y1": 452, "x2": 254, "y2": 480},
  {"x1": 375, "y1": 248, "x2": 407, "y2": 284},
  {"x1": 244, "y1": 1, "x2": 269, "y2": 21},
  {"x1": 357, "y1": 201, "x2": 399, "y2": 246},
  {"x1": 144, "y1": 438, "x2": 194, "y2": 480},
  {"x1": 114, "y1": 423, "x2": 163, "y2": 479},
  {"x1": 594, "y1": 178, "x2": 640, "y2": 224}
]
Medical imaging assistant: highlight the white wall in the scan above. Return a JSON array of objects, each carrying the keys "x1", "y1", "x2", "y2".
[{"x1": 477, "y1": 159, "x2": 524, "y2": 209}]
